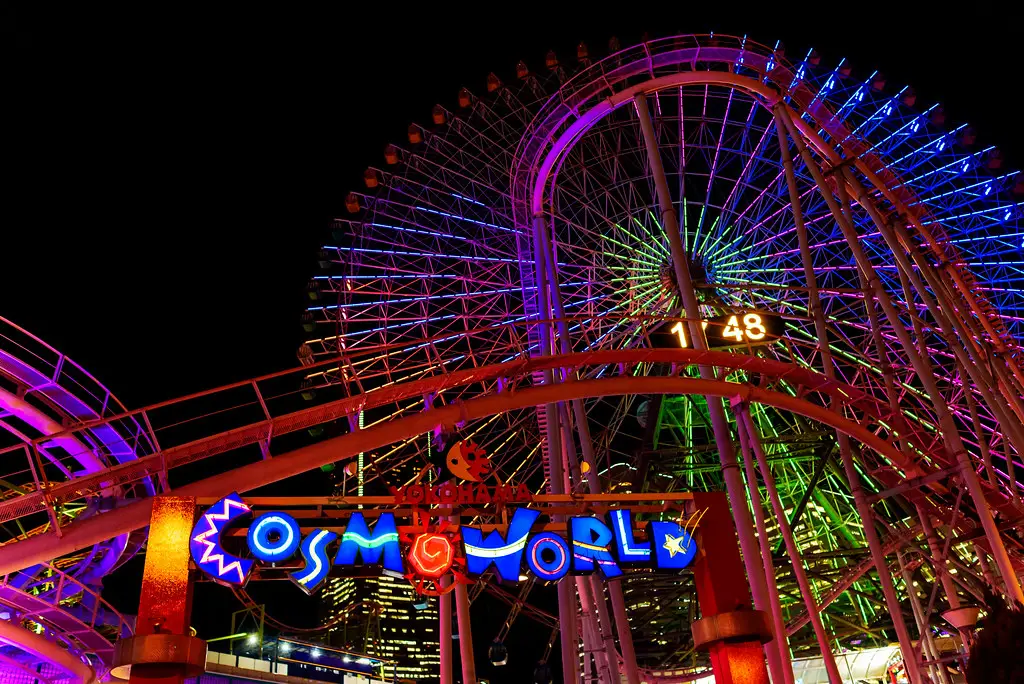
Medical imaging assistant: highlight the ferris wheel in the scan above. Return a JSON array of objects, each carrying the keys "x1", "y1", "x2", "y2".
[{"x1": 305, "y1": 34, "x2": 1024, "y2": 678}]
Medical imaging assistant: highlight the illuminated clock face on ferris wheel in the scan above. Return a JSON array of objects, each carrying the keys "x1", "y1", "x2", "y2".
[{"x1": 302, "y1": 35, "x2": 1024, "y2": 667}]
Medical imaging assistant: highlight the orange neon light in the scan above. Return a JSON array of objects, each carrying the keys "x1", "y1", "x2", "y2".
[{"x1": 407, "y1": 532, "x2": 454, "y2": 578}]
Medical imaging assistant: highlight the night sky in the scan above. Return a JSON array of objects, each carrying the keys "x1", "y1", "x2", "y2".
[{"x1": 3, "y1": 4, "x2": 1020, "y2": 683}]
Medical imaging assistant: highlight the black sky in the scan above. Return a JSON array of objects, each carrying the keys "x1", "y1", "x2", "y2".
[{"x1": 2, "y1": 3, "x2": 1020, "y2": 683}]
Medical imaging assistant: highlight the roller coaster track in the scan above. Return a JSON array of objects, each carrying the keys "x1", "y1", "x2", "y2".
[
  {"x1": 0, "y1": 341, "x2": 1010, "y2": 581},
  {"x1": 0, "y1": 561, "x2": 132, "y2": 676},
  {"x1": 0, "y1": 343, "x2": 949, "y2": 531}
]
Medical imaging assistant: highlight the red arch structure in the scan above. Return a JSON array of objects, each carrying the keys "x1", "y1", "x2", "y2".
[
  {"x1": 0, "y1": 346, "x2": 1001, "y2": 577},
  {"x1": 1, "y1": 344, "x2": 1014, "y2": 684},
  {"x1": 0, "y1": 347, "x2": 976, "y2": 684}
]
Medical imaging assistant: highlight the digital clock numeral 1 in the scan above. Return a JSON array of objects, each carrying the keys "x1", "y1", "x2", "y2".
[
  {"x1": 670, "y1": 321, "x2": 688, "y2": 348},
  {"x1": 670, "y1": 320, "x2": 709, "y2": 348}
]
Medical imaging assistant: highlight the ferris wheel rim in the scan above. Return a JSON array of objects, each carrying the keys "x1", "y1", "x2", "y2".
[{"x1": 511, "y1": 36, "x2": 1024, "y2": 363}]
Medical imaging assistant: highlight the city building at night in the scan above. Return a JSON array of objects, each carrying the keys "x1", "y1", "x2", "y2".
[{"x1": 323, "y1": 576, "x2": 440, "y2": 681}]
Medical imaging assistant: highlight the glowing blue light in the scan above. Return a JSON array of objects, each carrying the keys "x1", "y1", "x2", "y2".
[
  {"x1": 414, "y1": 206, "x2": 517, "y2": 234},
  {"x1": 189, "y1": 493, "x2": 254, "y2": 586},
  {"x1": 569, "y1": 517, "x2": 622, "y2": 579},
  {"x1": 526, "y1": 532, "x2": 570, "y2": 581},
  {"x1": 248, "y1": 512, "x2": 301, "y2": 563},
  {"x1": 451, "y1": 192, "x2": 485, "y2": 207},
  {"x1": 462, "y1": 507, "x2": 540, "y2": 582},
  {"x1": 648, "y1": 521, "x2": 698, "y2": 569},
  {"x1": 335, "y1": 512, "x2": 404, "y2": 575},
  {"x1": 290, "y1": 529, "x2": 337, "y2": 594},
  {"x1": 610, "y1": 509, "x2": 651, "y2": 563}
]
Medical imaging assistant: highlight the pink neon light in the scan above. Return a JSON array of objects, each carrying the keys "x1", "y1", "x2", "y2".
[
  {"x1": 533, "y1": 540, "x2": 566, "y2": 575},
  {"x1": 191, "y1": 498, "x2": 251, "y2": 583}
]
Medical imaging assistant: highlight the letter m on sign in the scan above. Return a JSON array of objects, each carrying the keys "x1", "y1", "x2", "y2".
[{"x1": 335, "y1": 512, "x2": 404, "y2": 575}]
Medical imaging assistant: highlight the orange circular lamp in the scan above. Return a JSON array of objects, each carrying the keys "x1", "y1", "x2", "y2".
[{"x1": 408, "y1": 533, "x2": 454, "y2": 578}]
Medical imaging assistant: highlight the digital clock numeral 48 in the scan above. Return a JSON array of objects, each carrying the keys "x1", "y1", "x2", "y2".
[{"x1": 669, "y1": 313, "x2": 767, "y2": 347}]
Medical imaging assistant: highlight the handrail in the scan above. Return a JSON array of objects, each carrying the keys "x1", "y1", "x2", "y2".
[
  {"x1": 0, "y1": 347, "x2": 947, "y2": 531},
  {"x1": 0, "y1": 352, "x2": 992, "y2": 578}
]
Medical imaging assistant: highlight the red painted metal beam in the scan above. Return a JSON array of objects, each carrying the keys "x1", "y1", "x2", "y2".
[{"x1": 0, "y1": 371, "x2": 919, "y2": 575}]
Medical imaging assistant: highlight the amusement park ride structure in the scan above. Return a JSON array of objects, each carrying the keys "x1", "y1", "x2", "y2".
[{"x1": 2, "y1": 32, "x2": 1024, "y2": 684}]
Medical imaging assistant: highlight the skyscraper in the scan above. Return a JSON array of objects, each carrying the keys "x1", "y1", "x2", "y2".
[{"x1": 322, "y1": 575, "x2": 440, "y2": 681}]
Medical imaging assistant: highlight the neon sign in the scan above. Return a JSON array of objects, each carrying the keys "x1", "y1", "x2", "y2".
[
  {"x1": 248, "y1": 513, "x2": 300, "y2": 562},
  {"x1": 462, "y1": 507, "x2": 539, "y2": 582},
  {"x1": 408, "y1": 533, "x2": 455, "y2": 578},
  {"x1": 389, "y1": 482, "x2": 531, "y2": 505},
  {"x1": 189, "y1": 493, "x2": 254, "y2": 585},
  {"x1": 190, "y1": 493, "x2": 700, "y2": 593},
  {"x1": 445, "y1": 440, "x2": 491, "y2": 482}
]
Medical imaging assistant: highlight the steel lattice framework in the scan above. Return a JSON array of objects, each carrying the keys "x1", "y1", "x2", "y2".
[
  {"x1": 301, "y1": 35, "x2": 1024, "y2": 682},
  {"x1": 0, "y1": 34, "x2": 1022, "y2": 684}
]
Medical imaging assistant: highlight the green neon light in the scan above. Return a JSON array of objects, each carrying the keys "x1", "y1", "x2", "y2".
[
  {"x1": 342, "y1": 531, "x2": 399, "y2": 548},
  {"x1": 697, "y1": 215, "x2": 720, "y2": 257},
  {"x1": 682, "y1": 198, "x2": 688, "y2": 252}
]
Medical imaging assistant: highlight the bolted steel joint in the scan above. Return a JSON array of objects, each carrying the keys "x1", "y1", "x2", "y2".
[{"x1": 691, "y1": 610, "x2": 774, "y2": 651}]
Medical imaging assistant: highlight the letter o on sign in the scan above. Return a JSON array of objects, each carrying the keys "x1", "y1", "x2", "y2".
[
  {"x1": 438, "y1": 484, "x2": 458, "y2": 503},
  {"x1": 408, "y1": 533, "x2": 454, "y2": 578},
  {"x1": 526, "y1": 532, "x2": 570, "y2": 581},
  {"x1": 248, "y1": 512, "x2": 301, "y2": 562},
  {"x1": 407, "y1": 485, "x2": 425, "y2": 504}
]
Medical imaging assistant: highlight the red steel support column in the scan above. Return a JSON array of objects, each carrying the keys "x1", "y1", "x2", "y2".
[
  {"x1": 735, "y1": 407, "x2": 843, "y2": 684},
  {"x1": 118, "y1": 497, "x2": 205, "y2": 684},
  {"x1": 540, "y1": 194, "x2": 634, "y2": 680},
  {"x1": 779, "y1": 101, "x2": 1024, "y2": 606},
  {"x1": 542, "y1": 205, "x2": 638, "y2": 684},
  {"x1": 454, "y1": 580, "x2": 477, "y2": 684},
  {"x1": 897, "y1": 551, "x2": 951, "y2": 684},
  {"x1": 974, "y1": 544, "x2": 999, "y2": 590},
  {"x1": 440, "y1": 577, "x2": 452, "y2": 684},
  {"x1": 919, "y1": 506, "x2": 962, "y2": 614},
  {"x1": 574, "y1": 575, "x2": 608, "y2": 682},
  {"x1": 772, "y1": 106, "x2": 921, "y2": 684},
  {"x1": 558, "y1": 407, "x2": 622, "y2": 682},
  {"x1": 533, "y1": 213, "x2": 582, "y2": 684},
  {"x1": 736, "y1": 419, "x2": 795, "y2": 684},
  {"x1": 691, "y1": 492, "x2": 771, "y2": 684}
]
